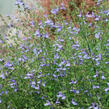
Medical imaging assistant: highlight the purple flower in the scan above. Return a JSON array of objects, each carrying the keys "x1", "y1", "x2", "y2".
[
  {"x1": 5, "y1": 91, "x2": 8, "y2": 94},
  {"x1": 105, "y1": 88, "x2": 109, "y2": 92},
  {"x1": 34, "y1": 29, "x2": 41, "y2": 37},
  {"x1": 30, "y1": 21, "x2": 35, "y2": 27},
  {"x1": 98, "y1": 53, "x2": 102, "y2": 60},
  {"x1": 104, "y1": 10, "x2": 109, "y2": 16},
  {"x1": 38, "y1": 22, "x2": 44, "y2": 29},
  {"x1": 77, "y1": 12, "x2": 82, "y2": 17},
  {"x1": 31, "y1": 84, "x2": 40, "y2": 90},
  {"x1": 40, "y1": 63, "x2": 47, "y2": 67},
  {"x1": 106, "y1": 43, "x2": 109, "y2": 46},
  {"x1": 95, "y1": 32, "x2": 100, "y2": 39},
  {"x1": 56, "y1": 46, "x2": 63, "y2": 51},
  {"x1": 43, "y1": 32, "x2": 49, "y2": 38},
  {"x1": 105, "y1": 18, "x2": 108, "y2": 22},
  {"x1": 70, "y1": 89, "x2": 76, "y2": 93},
  {"x1": 58, "y1": 37, "x2": 64, "y2": 42},
  {"x1": 61, "y1": 95, "x2": 66, "y2": 100},
  {"x1": 59, "y1": 60, "x2": 65, "y2": 67},
  {"x1": 53, "y1": 74, "x2": 58, "y2": 78},
  {"x1": 51, "y1": 8, "x2": 59, "y2": 14},
  {"x1": 33, "y1": 48, "x2": 37, "y2": 54},
  {"x1": 24, "y1": 4, "x2": 30, "y2": 10},
  {"x1": 93, "y1": 85, "x2": 100, "y2": 89},
  {"x1": 42, "y1": 83, "x2": 46, "y2": 87},
  {"x1": 86, "y1": 12, "x2": 95, "y2": 18},
  {"x1": 14, "y1": 88, "x2": 18, "y2": 92},
  {"x1": 10, "y1": 80, "x2": 17, "y2": 88},
  {"x1": 69, "y1": 80, "x2": 77, "y2": 84},
  {"x1": 0, "y1": 99, "x2": 2, "y2": 103},
  {"x1": 44, "y1": 14, "x2": 48, "y2": 18},
  {"x1": 31, "y1": 81, "x2": 36, "y2": 85},
  {"x1": 0, "y1": 40, "x2": 3, "y2": 44},
  {"x1": 101, "y1": 73, "x2": 105, "y2": 79},
  {"x1": 37, "y1": 80, "x2": 41, "y2": 84},
  {"x1": 84, "y1": 90, "x2": 88, "y2": 93},
  {"x1": 71, "y1": 99, "x2": 78, "y2": 105},
  {"x1": 23, "y1": 55, "x2": 27, "y2": 60},
  {"x1": 72, "y1": 42, "x2": 80, "y2": 50},
  {"x1": 38, "y1": 49, "x2": 42, "y2": 55},
  {"x1": 66, "y1": 62, "x2": 70, "y2": 67},
  {"x1": 64, "y1": 20, "x2": 68, "y2": 25},
  {"x1": 0, "y1": 72, "x2": 5, "y2": 79},
  {"x1": 15, "y1": 0, "x2": 24, "y2": 6},
  {"x1": 57, "y1": 92, "x2": 63, "y2": 98},
  {"x1": 105, "y1": 61, "x2": 109, "y2": 64},
  {"x1": 76, "y1": 90, "x2": 79, "y2": 94},
  {"x1": 95, "y1": 16, "x2": 100, "y2": 21},
  {"x1": 44, "y1": 100, "x2": 51, "y2": 106},
  {"x1": 45, "y1": 19, "x2": 54, "y2": 27},
  {"x1": 54, "y1": 53, "x2": 60, "y2": 59},
  {"x1": 4, "y1": 62, "x2": 13, "y2": 68},
  {"x1": 57, "y1": 91, "x2": 66, "y2": 100},
  {"x1": 83, "y1": 54, "x2": 90, "y2": 59},
  {"x1": 56, "y1": 99, "x2": 60, "y2": 104},
  {"x1": 18, "y1": 58, "x2": 24, "y2": 62},
  {"x1": 107, "y1": 83, "x2": 109, "y2": 87},
  {"x1": 89, "y1": 103, "x2": 99, "y2": 109},
  {"x1": 56, "y1": 26, "x2": 62, "y2": 32},
  {"x1": 93, "y1": 71, "x2": 99, "y2": 78},
  {"x1": 97, "y1": 0, "x2": 101, "y2": 5},
  {"x1": 60, "y1": 3, "x2": 66, "y2": 10},
  {"x1": 57, "y1": 44, "x2": 63, "y2": 49},
  {"x1": 0, "y1": 58, "x2": 3, "y2": 62},
  {"x1": 24, "y1": 72, "x2": 33, "y2": 79}
]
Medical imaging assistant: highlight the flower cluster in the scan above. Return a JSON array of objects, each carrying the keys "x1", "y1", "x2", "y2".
[{"x1": 0, "y1": 0, "x2": 109, "y2": 108}]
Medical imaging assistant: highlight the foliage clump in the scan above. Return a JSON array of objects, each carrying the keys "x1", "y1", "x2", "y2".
[{"x1": 0, "y1": 0, "x2": 109, "y2": 108}]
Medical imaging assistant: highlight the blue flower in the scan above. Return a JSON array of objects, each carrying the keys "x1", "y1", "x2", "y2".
[
  {"x1": 30, "y1": 21, "x2": 35, "y2": 27},
  {"x1": 0, "y1": 72, "x2": 5, "y2": 79},
  {"x1": 77, "y1": 12, "x2": 82, "y2": 17},
  {"x1": 0, "y1": 40, "x2": 3, "y2": 44},
  {"x1": 51, "y1": 8, "x2": 59, "y2": 14},
  {"x1": 101, "y1": 73, "x2": 105, "y2": 79},
  {"x1": 55, "y1": 25, "x2": 62, "y2": 32},
  {"x1": 0, "y1": 99, "x2": 2, "y2": 103},
  {"x1": 95, "y1": 16, "x2": 100, "y2": 21},
  {"x1": 4, "y1": 62, "x2": 13, "y2": 68},
  {"x1": 71, "y1": 99, "x2": 78, "y2": 105},
  {"x1": 60, "y1": 3, "x2": 66, "y2": 10},
  {"x1": 56, "y1": 99, "x2": 60, "y2": 104},
  {"x1": 93, "y1": 85, "x2": 100, "y2": 89},
  {"x1": 43, "y1": 32, "x2": 49, "y2": 38},
  {"x1": 93, "y1": 71, "x2": 99, "y2": 78},
  {"x1": 57, "y1": 92, "x2": 66, "y2": 100},
  {"x1": 44, "y1": 100, "x2": 51, "y2": 106},
  {"x1": 65, "y1": 62, "x2": 70, "y2": 67},
  {"x1": 15, "y1": 0, "x2": 24, "y2": 6},
  {"x1": 98, "y1": 53, "x2": 102, "y2": 60},
  {"x1": 33, "y1": 48, "x2": 37, "y2": 56},
  {"x1": 34, "y1": 29, "x2": 41, "y2": 37},
  {"x1": 95, "y1": 32, "x2": 100, "y2": 39},
  {"x1": 105, "y1": 88, "x2": 109, "y2": 92},
  {"x1": 86, "y1": 12, "x2": 95, "y2": 18},
  {"x1": 24, "y1": 72, "x2": 33, "y2": 79}
]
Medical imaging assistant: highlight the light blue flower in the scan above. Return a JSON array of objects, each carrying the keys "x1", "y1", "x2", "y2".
[
  {"x1": 51, "y1": 8, "x2": 59, "y2": 14},
  {"x1": 95, "y1": 32, "x2": 100, "y2": 39},
  {"x1": 71, "y1": 99, "x2": 78, "y2": 105},
  {"x1": 44, "y1": 100, "x2": 51, "y2": 106}
]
